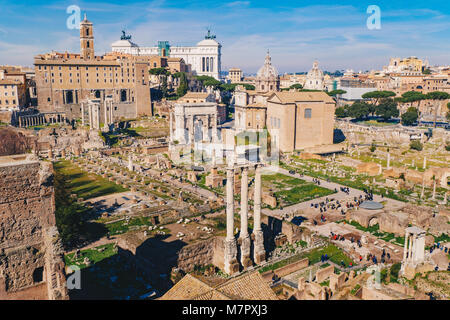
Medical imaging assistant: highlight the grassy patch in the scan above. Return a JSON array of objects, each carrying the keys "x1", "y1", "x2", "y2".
[
  {"x1": 320, "y1": 280, "x2": 330, "y2": 287},
  {"x1": 262, "y1": 173, "x2": 335, "y2": 208},
  {"x1": 347, "y1": 220, "x2": 379, "y2": 233},
  {"x1": 54, "y1": 160, "x2": 128, "y2": 200},
  {"x1": 350, "y1": 284, "x2": 361, "y2": 295},
  {"x1": 275, "y1": 184, "x2": 335, "y2": 206},
  {"x1": 304, "y1": 244, "x2": 354, "y2": 266},
  {"x1": 64, "y1": 243, "x2": 118, "y2": 269},
  {"x1": 104, "y1": 216, "x2": 152, "y2": 236},
  {"x1": 433, "y1": 233, "x2": 450, "y2": 243},
  {"x1": 259, "y1": 244, "x2": 354, "y2": 274}
]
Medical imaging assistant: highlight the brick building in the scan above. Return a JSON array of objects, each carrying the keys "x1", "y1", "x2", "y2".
[{"x1": 34, "y1": 14, "x2": 152, "y2": 122}]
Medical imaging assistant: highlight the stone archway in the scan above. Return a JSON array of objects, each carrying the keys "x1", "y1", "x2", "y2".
[
  {"x1": 368, "y1": 217, "x2": 379, "y2": 227},
  {"x1": 194, "y1": 118, "x2": 203, "y2": 142}
]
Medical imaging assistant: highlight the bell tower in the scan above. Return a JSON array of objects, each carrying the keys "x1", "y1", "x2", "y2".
[{"x1": 80, "y1": 14, "x2": 94, "y2": 60}]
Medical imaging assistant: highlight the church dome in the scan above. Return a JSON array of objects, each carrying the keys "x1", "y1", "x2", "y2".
[
  {"x1": 257, "y1": 51, "x2": 278, "y2": 79},
  {"x1": 307, "y1": 61, "x2": 324, "y2": 80}
]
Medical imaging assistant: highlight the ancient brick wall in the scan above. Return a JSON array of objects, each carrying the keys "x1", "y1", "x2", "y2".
[
  {"x1": 176, "y1": 237, "x2": 224, "y2": 272},
  {"x1": 315, "y1": 265, "x2": 334, "y2": 283},
  {"x1": 275, "y1": 258, "x2": 309, "y2": 278},
  {"x1": 0, "y1": 155, "x2": 68, "y2": 299}
]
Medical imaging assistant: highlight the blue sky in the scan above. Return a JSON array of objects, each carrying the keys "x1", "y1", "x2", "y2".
[{"x1": 0, "y1": 0, "x2": 449, "y2": 73}]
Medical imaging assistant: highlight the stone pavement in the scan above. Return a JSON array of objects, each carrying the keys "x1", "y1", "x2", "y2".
[{"x1": 262, "y1": 165, "x2": 405, "y2": 218}]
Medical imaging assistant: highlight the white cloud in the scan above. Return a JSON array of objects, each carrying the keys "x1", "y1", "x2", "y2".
[{"x1": 1, "y1": 2, "x2": 449, "y2": 72}]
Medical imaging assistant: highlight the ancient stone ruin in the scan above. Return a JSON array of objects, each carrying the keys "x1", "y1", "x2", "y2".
[{"x1": 0, "y1": 154, "x2": 68, "y2": 300}]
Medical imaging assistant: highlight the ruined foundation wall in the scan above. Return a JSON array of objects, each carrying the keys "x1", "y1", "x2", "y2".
[
  {"x1": 176, "y1": 237, "x2": 224, "y2": 272},
  {"x1": 0, "y1": 156, "x2": 68, "y2": 299}
]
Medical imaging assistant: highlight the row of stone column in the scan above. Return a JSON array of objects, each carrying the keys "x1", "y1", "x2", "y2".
[
  {"x1": 171, "y1": 113, "x2": 218, "y2": 144},
  {"x1": 18, "y1": 114, "x2": 65, "y2": 128},
  {"x1": 402, "y1": 228, "x2": 425, "y2": 266},
  {"x1": 81, "y1": 101, "x2": 101, "y2": 130},
  {"x1": 224, "y1": 164, "x2": 266, "y2": 275}
]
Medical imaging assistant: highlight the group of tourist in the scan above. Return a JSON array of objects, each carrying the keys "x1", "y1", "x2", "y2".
[
  {"x1": 340, "y1": 186, "x2": 350, "y2": 195},
  {"x1": 312, "y1": 178, "x2": 321, "y2": 186},
  {"x1": 429, "y1": 242, "x2": 448, "y2": 254},
  {"x1": 310, "y1": 197, "x2": 342, "y2": 213},
  {"x1": 366, "y1": 249, "x2": 391, "y2": 265},
  {"x1": 330, "y1": 231, "x2": 346, "y2": 242},
  {"x1": 362, "y1": 188, "x2": 374, "y2": 201},
  {"x1": 430, "y1": 243, "x2": 450, "y2": 271}
]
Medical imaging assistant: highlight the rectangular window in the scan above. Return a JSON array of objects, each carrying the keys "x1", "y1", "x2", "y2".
[{"x1": 304, "y1": 108, "x2": 312, "y2": 118}]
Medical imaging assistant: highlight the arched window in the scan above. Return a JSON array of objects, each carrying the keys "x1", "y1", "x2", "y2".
[{"x1": 86, "y1": 28, "x2": 89, "y2": 36}]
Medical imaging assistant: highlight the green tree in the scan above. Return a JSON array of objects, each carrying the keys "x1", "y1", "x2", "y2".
[
  {"x1": 422, "y1": 68, "x2": 431, "y2": 75},
  {"x1": 347, "y1": 102, "x2": 370, "y2": 120},
  {"x1": 447, "y1": 102, "x2": 450, "y2": 122},
  {"x1": 425, "y1": 91, "x2": 450, "y2": 128},
  {"x1": 445, "y1": 143, "x2": 450, "y2": 152},
  {"x1": 335, "y1": 106, "x2": 347, "y2": 118},
  {"x1": 160, "y1": 75, "x2": 168, "y2": 98},
  {"x1": 149, "y1": 67, "x2": 169, "y2": 76},
  {"x1": 376, "y1": 99, "x2": 399, "y2": 121},
  {"x1": 328, "y1": 89, "x2": 347, "y2": 107},
  {"x1": 289, "y1": 83, "x2": 303, "y2": 90},
  {"x1": 401, "y1": 107, "x2": 419, "y2": 126},
  {"x1": 410, "y1": 140, "x2": 423, "y2": 151},
  {"x1": 54, "y1": 171, "x2": 88, "y2": 248},
  {"x1": 176, "y1": 72, "x2": 188, "y2": 97},
  {"x1": 362, "y1": 91, "x2": 396, "y2": 106},
  {"x1": 195, "y1": 75, "x2": 221, "y2": 89},
  {"x1": 400, "y1": 91, "x2": 426, "y2": 112},
  {"x1": 327, "y1": 89, "x2": 347, "y2": 97}
]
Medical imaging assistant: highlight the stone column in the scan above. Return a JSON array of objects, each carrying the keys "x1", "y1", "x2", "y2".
[
  {"x1": 104, "y1": 100, "x2": 108, "y2": 126},
  {"x1": 169, "y1": 112, "x2": 173, "y2": 142},
  {"x1": 224, "y1": 167, "x2": 239, "y2": 274},
  {"x1": 411, "y1": 234, "x2": 417, "y2": 264},
  {"x1": 88, "y1": 104, "x2": 93, "y2": 129},
  {"x1": 253, "y1": 164, "x2": 266, "y2": 264},
  {"x1": 423, "y1": 156, "x2": 427, "y2": 169},
  {"x1": 211, "y1": 144, "x2": 216, "y2": 167},
  {"x1": 402, "y1": 232, "x2": 409, "y2": 262},
  {"x1": 213, "y1": 113, "x2": 218, "y2": 142},
  {"x1": 189, "y1": 115, "x2": 195, "y2": 144},
  {"x1": 387, "y1": 153, "x2": 391, "y2": 169},
  {"x1": 239, "y1": 166, "x2": 251, "y2": 268},
  {"x1": 408, "y1": 234, "x2": 413, "y2": 262}
]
